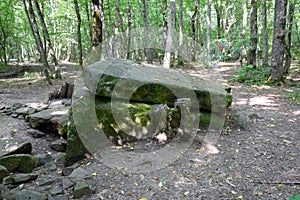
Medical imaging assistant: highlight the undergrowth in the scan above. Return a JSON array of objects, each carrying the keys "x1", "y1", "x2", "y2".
[
  {"x1": 232, "y1": 65, "x2": 270, "y2": 85},
  {"x1": 286, "y1": 90, "x2": 300, "y2": 105}
]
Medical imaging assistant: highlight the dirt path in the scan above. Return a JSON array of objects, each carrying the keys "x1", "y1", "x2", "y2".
[{"x1": 0, "y1": 62, "x2": 299, "y2": 199}]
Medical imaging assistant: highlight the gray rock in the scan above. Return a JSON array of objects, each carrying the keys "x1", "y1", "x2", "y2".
[
  {"x1": 15, "y1": 107, "x2": 37, "y2": 116},
  {"x1": 73, "y1": 181, "x2": 93, "y2": 199},
  {"x1": 50, "y1": 141, "x2": 67, "y2": 152},
  {"x1": 0, "y1": 154, "x2": 38, "y2": 173},
  {"x1": 43, "y1": 161, "x2": 57, "y2": 171},
  {"x1": 3, "y1": 173, "x2": 38, "y2": 185},
  {"x1": 8, "y1": 189, "x2": 47, "y2": 200},
  {"x1": 27, "y1": 129, "x2": 46, "y2": 138},
  {"x1": 2, "y1": 142, "x2": 32, "y2": 156},
  {"x1": 55, "y1": 153, "x2": 66, "y2": 165},
  {"x1": 62, "y1": 163, "x2": 80, "y2": 176},
  {"x1": 232, "y1": 110, "x2": 262, "y2": 130},
  {"x1": 49, "y1": 186, "x2": 63, "y2": 195},
  {"x1": 62, "y1": 178, "x2": 75, "y2": 189},
  {"x1": 69, "y1": 167, "x2": 89, "y2": 180},
  {"x1": 11, "y1": 113, "x2": 19, "y2": 118},
  {"x1": 0, "y1": 165, "x2": 9, "y2": 181},
  {"x1": 38, "y1": 177, "x2": 62, "y2": 187},
  {"x1": 0, "y1": 104, "x2": 5, "y2": 110},
  {"x1": 52, "y1": 195, "x2": 69, "y2": 200},
  {"x1": 12, "y1": 103, "x2": 23, "y2": 110},
  {"x1": 35, "y1": 154, "x2": 53, "y2": 166}
]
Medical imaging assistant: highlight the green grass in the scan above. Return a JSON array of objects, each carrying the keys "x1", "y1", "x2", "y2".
[
  {"x1": 232, "y1": 64, "x2": 270, "y2": 85},
  {"x1": 286, "y1": 90, "x2": 300, "y2": 105}
]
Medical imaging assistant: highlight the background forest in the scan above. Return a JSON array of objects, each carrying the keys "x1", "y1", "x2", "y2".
[{"x1": 0, "y1": 0, "x2": 299, "y2": 81}]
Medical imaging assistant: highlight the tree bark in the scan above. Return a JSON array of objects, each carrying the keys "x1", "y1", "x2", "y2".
[
  {"x1": 206, "y1": 0, "x2": 211, "y2": 56},
  {"x1": 23, "y1": 0, "x2": 52, "y2": 84},
  {"x1": 214, "y1": 1, "x2": 223, "y2": 39},
  {"x1": 269, "y1": 0, "x2": 288, "y2": 82},
  {"x1": 126, "y1": 0, "x2": 132, "y2": 59},
  {"x1": 143, "y1": 0, "x2": 152, "y2": 64},
  {"x1": 178, "y1": 0, "x2": 184, "y2": 66},
  {"x1": 241, "y1": 0, "x2": 248, "y2": 39},
  {"x1": 113, "y1": 0, "x2": 120, "y2": 57},
  {"x1": 247, "y1": 0, "x2": 258, "y2": 67},
  {"x1": 91, "y1": 0, "x2": 103, "y2": 47},
  {"x1": 284, "y1": 0, "x2": 295, "y2": 74},
  {"x1": 74, "y1": 0, "x2": 83, "y2": 67},
  {"x1": 262, "y1": 0, "x2": 269, "y2": 66},
  {"x1": 162, "y1": 0, "x2": 168, "y2": 39},
  {"x1": 163, "y1": 0, "x2": 176, "y2": 68},
  {"x1": 98, "y1": 0, "x2": 110, "y2": 58},
  {"x1": 191, "y1": 0, "x2": 199, "y2": 62}
]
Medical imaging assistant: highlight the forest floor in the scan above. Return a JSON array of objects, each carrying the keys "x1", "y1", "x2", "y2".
[{"x1": 0, "y1": 61, "x2": 299, "y2": 199}]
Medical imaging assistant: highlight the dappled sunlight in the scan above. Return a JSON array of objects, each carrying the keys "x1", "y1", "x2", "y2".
[
  {"x1": 292, "y1": 110, "x2": 300, "y2": 116},
  {"x1": 249, "y1": 96, "x2": 278, "y2": 106}
]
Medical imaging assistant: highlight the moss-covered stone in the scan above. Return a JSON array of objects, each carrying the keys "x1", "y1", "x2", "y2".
[{"x1": 0, "y1": 154, "x2": 38, "y2": 173}]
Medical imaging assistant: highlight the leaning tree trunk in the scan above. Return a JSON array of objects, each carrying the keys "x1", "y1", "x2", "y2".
[
  {"x1": 74, "y1": 0, "x2": 83, "y2": 67},
  {"x1": 269, "y1": 0, "x2": 288, "y2": 82},
  {"x1": 163, "y1": 0, "x2": 176, "y2": 68},
  {"x1": 247, "y1": 0, "x2": 258, "y2": 67},
  {"x1": 143, "y1": 0, "x2": 152, "y2": 64},
  {"x1": 262, "y1": 0, "x2": 269, "y2": 66},
  {"x1": 284, "y1": 0, "x2": 295, "y2": 74},
  {"x1": 33, "y1": 0, "x2": 61, "y2": 78},
  {"x1": 23, "y1": 0, "x2": 52, "y2": 84}
]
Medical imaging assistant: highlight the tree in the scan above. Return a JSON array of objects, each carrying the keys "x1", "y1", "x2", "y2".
[
  {"x1": 178, "y1": 0, "x2": 184, "y2": 66},
  {"x1": 74, "y1": 0, "x2": 83, "y2": 67},
  {"x1": 142, "y1": 0, "x2": 152, "y2": 64},
  {"x1": 247, "y1": 0, "x2": 258, "y2": 67},
  {"x1": 206, "y1": 0, "x2": 211, "y2": 56},
  {"x1": 163, "y1": 0, "x2": 176, "y2": 68},
  {"x1": 191, "y1": 0, "x2": 199, "y2": 62},
  {"x1": 284, "y1": 0, "x2": 295, "y2": 74},
  {"x1": 91, "y1": 0, "x2": 102, "y2": 47},
  {"x1": 269, "y1": 0, "x2": 288, "y2": 82},
  {"x1": 113, "y1": 0, "x2": 120, "y2": 57},
  {"x1": 23, "y1": 0, "x2": 52, "y2": 84},
  {"x1": 261, "y1": 0, "x2": 269, "y2": 66}
]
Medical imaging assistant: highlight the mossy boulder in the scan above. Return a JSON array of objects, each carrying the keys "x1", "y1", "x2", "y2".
[{"x1": 0, "y1": 154, "x2": 38, "y2": 173}]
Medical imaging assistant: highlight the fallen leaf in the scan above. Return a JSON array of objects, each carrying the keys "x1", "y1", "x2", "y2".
[
  {"x1": 265, "y1": 139, "x2": 271, "y2": 142},
  {"x1": 158, "y1": 181, "x2": 163, "y2": 188},
  {"x1": 134, "y1": 182, "x2": 139, "y2": 186}
]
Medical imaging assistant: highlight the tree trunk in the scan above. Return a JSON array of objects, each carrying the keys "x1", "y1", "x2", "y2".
[
  {"x1": 247, "y1": 0, "x2": 258, "y2": 67},
  {"x1": 33, "y1": 0, "x2": 60, "y2": 78},
  {"x1": 113, "y1": 0, "x2": 120, "y2": 57},
  {"x1": 262, "y1": 0, "x2": 269, "y2": 66},
  {"x1": 74, "y1": 0, "x2": 83, "y2": 67},
  {"x1": 162, "y1": 0, "x2": 168, "y2": 39},
  {"x1": 214, "y1": 1, "x2": 222, "y2": 39},
  {"x1": 178, "y1": 0, "x2": 183, "y2": 66},
  {"x1": 191, "y1": 0, "x2": 199, "y2": 62},
  {"x1": 98, "y1": 0, "x2": 110, "y2": 58},
  {"x1": 163, "y1": 0, "x2": 176, "y2": 68},
  {"x1": 126, "y1": 0, "x2": 132, "y2": 59},
  {"x1": 143, "y1": 0, "x2": 152, "y2": 64},
  {"x1": 269, "y1": 0, "x2": 288, "y2": 82},
  {"x1": 284, "y1": 0, "x2": 295, "y2": 74},
  {"x1": 23, "y1": 0, "x2": 52, "y2": 84},
  {"x1": 206, "y1": 0, "x2": 211, "y2": 56},
  {"x1": 91, "y1": 0, "x2": 103, "y2": 48},
  {"x1": 241, "y1": 0, "x2": 248, "y2": 39}
]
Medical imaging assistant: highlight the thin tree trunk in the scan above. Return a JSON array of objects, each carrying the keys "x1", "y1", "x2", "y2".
[
  {"x1": 91, "y1": 0, "x2": 103, "y2": 47},
  {"x1": 50, "y1": 0, "x2": 57, "y2": 59},
  {"x1": 284, "y1": 0, "x2": 295, "y2": 74},
  {"x1": 191, "y1": 0, "x2": 199, "y2": 62},
  {"x1": 225, "y1": 0, "x2": 237, "y2": 36},
  {"x1": 262, "y1": 0, "x2": 269, "y2": 66},
  {"x1": 33, "y1": 0, "x2": 60, "y2": 77},
  {"x1": 241, "y1": 0, "x2": 248, "y2": 39},
  {"x1": 162, "y1": 0, "x2": 168, "y2": 39},
  {"x1": 214, "y1": 1, "x2": 222, "y2": 39},
  {"x1": 206, "y1": 0, "x2": 211, "y2": 56},
  {"x1": 126, "y1": 0, "x2": 132, "y2": 59},
  {"x1": 143, "y1": 0, "x2": 152, "y2": 64},
  {"x1": 269, "y1": 0, "x2": 288, "y2": 82},
  {"x1": 23, "y1": 0, "x2": 52, "y2": 84},
  {"x1": 74, "y1": 0, "x2": 83, "y2": 67},
  {"x1": 178, "y1": 0, "x2": 184, "y2": 66},
  {"x1": 98, "y1": 0, "x2": 110, "y2": 57},
  {"x1": 247, "y1": 0, "x2": 258, "y2": 67},
  {"x1": 163, "y1": 0, "x2": 176, "y2": 68},
  {"x1": 113, "y1": 0, "x2": 120, "y2": 57}
]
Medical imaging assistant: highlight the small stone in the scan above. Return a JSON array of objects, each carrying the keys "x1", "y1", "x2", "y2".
[
  {"x1": 15, "y1": 107, "x2": 37, "y2": 116},
  {"x1": 62, "y1": 163, "x2": 80, "y2": 176},
  {"x1": 38, "y1": 177, "x2": 62, "y2": 187},
  {"x1": 44, "y1": 161, "x2": 57, "y2": 171},
  {"x1": 3, "y1": 173, "x2": 38, "y2": 185},
  {"x1": 0, "y1": 104, "x2": 5, "y2": 110},
  {"x1": 27, "y1": 129, "x2": 46, "y2": 138},
  {"x1": 73, "y1": 181, "x2": 93, "y2": 199},
  {"x1": 49, "y1": 186, "x2": 63, "y2": 195},
  {"x1": 55, "y1": 153, "x2": 66, "y2": 165},
  {"x1": 0, "y1": 154, "x2": 38, "y2": 173},
  {"x1": 8, "y1": 189, "x2": 47, "y2": 200},
  {"x1": 50, "y1": 141, "x2": 67, "y2": 152},
  {"x1": 62, "y1": 178, "x2": 75, "y2": 189},
  {"x1": 35, "y1": 154, "x2": 53, "y2": 166},
  {"x1": 69, "y1": 167, "x2": 89, "y2": 180},
  {"x1": 52, "y1": 195, "x2": 69, "y2": 200},
  {"x1": 0, "y1": 165, "x2": 9, "y2": 181},
  {"x1": 11, "y1": 113, "x2": 19, "y2": 118},
  {"x1": 12, "y1": 103, "x2": 23, "y2": 110},
  {"x1": 3, "y1": 142, "x2": 32, "y2": 156}
]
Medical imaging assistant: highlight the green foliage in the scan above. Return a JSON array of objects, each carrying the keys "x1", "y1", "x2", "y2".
[
  {"x1": 286, "y1": 90, "x2": 300, "y2": 105},
  {"x1": 233, "y1": 65, "x2": 270, "y2": 85},
  {"x1": 0, "y1": 62, "x2": 9, "y2": 73}
]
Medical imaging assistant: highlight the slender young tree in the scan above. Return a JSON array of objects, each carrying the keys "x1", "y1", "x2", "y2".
[
  {"x1": 23, "y1": 0, "x2": 52, "y2": 84},
  {"x1": 113, "y1": 0, "x2": 120, "y2": 57},
  {"x1": 178, "y1": 0, "x2": 184, "y2": 66},
  {"x1": 91, "y1": 0, "x2": 102, "y2": 47},
  {"x1": 163, "y1": 0, "x2": 176, "y2": 68},
  {"x1": 98, "y1": 0, "x2": 110, "y2": 57},
  {"x1": 74, "y1": 0, "x2": 83, "y2": 67},
  {"x1": 142, "y1": 0, "x2": 152, "y2": 63},
  {"x1": 191, "y1": 0, "x2": 199, "y2": 62},
  {"x1": 284, "y1": 0, "x2": 295, "y2": 74},
  {"x1": 206, "y1": 0, "x2": 211, "y2": 56},
  {"x1": 241, "y1": 0, "x2": 248, "y2": 39},
  {"x1": 269, "y1": 0, "x2": 288, "y2": 82},
  {"x1": 262, "y1": 0, "x2": 269, "y2": 66},
  {"x1": 248, "y1": 0, "x2": 258, "y2": 67},
  {"x1": 126, "y1": 0, "x2": 132, "y2": 59}
]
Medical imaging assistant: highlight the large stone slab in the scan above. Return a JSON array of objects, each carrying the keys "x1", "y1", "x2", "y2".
[{"x1": 84, "y1": 58, "x2": 232, "y2": 112}]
